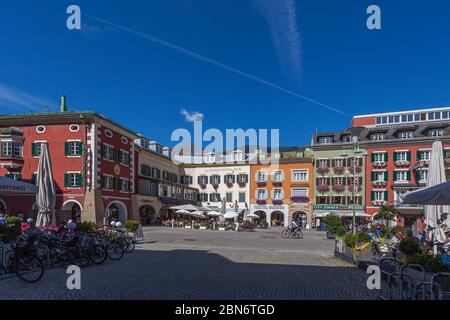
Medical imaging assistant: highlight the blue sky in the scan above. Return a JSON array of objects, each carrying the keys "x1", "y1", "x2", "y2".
[{"x1": 1, "y1": 1, "x2": 450, "y2": 147}]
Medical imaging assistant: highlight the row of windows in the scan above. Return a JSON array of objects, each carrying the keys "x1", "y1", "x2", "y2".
[
  {"x1": 101, "y1": 144, "x2": 130, "y2": 165},
  {"x1": 140, "y1": 164, "x2": 192, "y2": 184},
  {"x1": 316, "y1": 196, "x2": 363, "y2": 205},
  {"x1": 199, "y1": 192, "x2": 247, "y2": 203},
  {"x1": 1, "y1": 141, "x2": 22, "y2": 158},
  {"x1": 198, "y1": 174, "x2": 249, "y2": 185},
  {"x1": 35, "y1": 124, "x2": 80, "y2": 133},
  {"x1": 255, "y1": 187, "x2": 308, "y2": 200},
  {"x1": 255, "y1": 170, "x2": 308, "y2": 182},
  {"x1": 101, "y1": 175, "x2": 130, "y2": 192},
  {"x1": 371, "y1": 150, "x2": 438, "y2": 163},
  {"x1": 376, "y1": 111, "x2": 450, "y2": 125},
  {"x1": 316, "y1": 177, "x2": 363, "y2": 186},
  {"x1": 371, "y1": 170, "x2": 427, "y2": 182},
  {"x1": 315, "y1": 158, "x2": 363, "y2": 168}
]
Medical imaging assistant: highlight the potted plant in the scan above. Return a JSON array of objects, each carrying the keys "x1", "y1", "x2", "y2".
[
  {"x1": 256, "y1": 199, "x2": 267, "y2": 205},
  {"x1": 317, "y1": 166, "x2": 329, "y2": 175},
  {"x1": 332, "y1": 184, "x2": 345, "y2": 192},
  {"x1": 124, "y1": 220, "x2": 140, "y2": 240},
  {"x1": 199, "y1": 183, "x2": 207, "y2": 189},
  {"x1": 272, "y1": 200, "x2": 283, "y2": 205},
  {"x1": 374, "y1": 205, "x2": 398, "y2": 227},
  {"x1": 257, "y1": 182, "x2": 267, "y2": 188},
  {"x1": 272, "y1": 181, "x2": 282, "y2": 187},
  {"x1": 333, "y1": 166, "x2": 345, "y2": 174},
  {"x1": 317, "y1": 185, "x2": 330, "y2": 193}
]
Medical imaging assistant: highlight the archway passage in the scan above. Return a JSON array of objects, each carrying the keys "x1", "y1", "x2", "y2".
[
  {"x1": 106, "y1": 202, "x2": 127, "y2": 224},
  {"x1": 271, "y1": 211, "x2": 284, "y2": 227},
  {"x1": 292, "y1": 211, "x2": 308, "y2": 227},
  {"x1": 61, "y1": 201, "x2": 83, "y2": 222},
  {"x1": 140, "y1": 205, "x2": 156, "y2": 225}
]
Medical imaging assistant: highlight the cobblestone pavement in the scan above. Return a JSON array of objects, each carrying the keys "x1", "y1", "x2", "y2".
[{"x1": 0, "y1": 227, "x2": 377, "y2": 300}]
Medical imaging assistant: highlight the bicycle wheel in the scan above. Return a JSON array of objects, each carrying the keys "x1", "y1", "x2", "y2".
[
  {"x1": 281, "y1": 230, "x2": 291, "y2": 239},
  {"x1": 125, "y1": 240, "x2": 135, "y2": 254},
  {"x1": 68, "y1": 248, "x2": 91, "y2": 268},
  {"x1": 107, "y1": 241, "x2": 125, "y2": 260},
  {"x1": 15, "y1": 255, "x2": 45, "y2": 283},
  {"x1": 90, "y1": 245, "x2": 108, "y2": 264},
  {"x1": 297, "y1": 230, "x2": 304, "y2": 239}
]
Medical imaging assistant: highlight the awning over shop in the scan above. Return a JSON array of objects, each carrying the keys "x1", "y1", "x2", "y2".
[{"x1": 0, "y1": 176, "x2": 37, "y2": 195}]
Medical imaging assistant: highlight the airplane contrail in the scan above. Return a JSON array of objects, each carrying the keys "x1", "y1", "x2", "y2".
[{"x1": 85, "y1": 14, "x2": 350, "y2": 117}]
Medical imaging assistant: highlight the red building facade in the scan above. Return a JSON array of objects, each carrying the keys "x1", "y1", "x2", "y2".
[{"x1": 0, "y1": 97, "x2": 137, "y2": 224}]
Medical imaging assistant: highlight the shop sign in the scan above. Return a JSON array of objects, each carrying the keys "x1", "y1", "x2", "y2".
[{"x1": 313, "y1": 204, "x2": 365, "y2": 211}]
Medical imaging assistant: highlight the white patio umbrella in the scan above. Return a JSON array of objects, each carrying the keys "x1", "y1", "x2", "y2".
[
  {"x1": 224, "y1": 211, "x2": 239, "y2": 219},
  {"x1": 36, "y1": 143, "x2": 56, "y2": 227},
  {"x1": 402, "y1": 140, "x2": 449, "y2": 244},
  {"x1": 175, "y1": 209, "x2": 191, "y2": 215},
  {"x1": 245, "y1": 213, "x2": 260, "y2": 219},
  {"x1": 207, "y1": 211, "x2": 223, "y2": 217},
  {"x1": 191, "y1": 211, "x2": 206, "y2": 219},
  {"x1": 170, "y1": 204, "x2": 198, "y2": 211}
]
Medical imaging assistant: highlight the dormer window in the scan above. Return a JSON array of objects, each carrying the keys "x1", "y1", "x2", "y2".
[
  {"x1": 431, "y1": 128, "x2": 444, "y2": 137},
  {"x1": 318, "y1": 136, "x2": 333, "y2": 144},
  {"x1": 370, "y1": 133, "x2": 384, "y2": 141},
  {"x1": 399, "y1": 131, "x2": 413, "y2": 139}
]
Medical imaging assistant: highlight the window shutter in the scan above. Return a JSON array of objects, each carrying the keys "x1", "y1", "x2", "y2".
[
  {"x1": 77, "y1": 142, "x2": 83, "y2": 155},
  {"x1": 407, "y1": 151, "x2": 411, "y2": 161},
  {"x1": 101, "y1": 175, "x2": 106, "y2": 188},
  {"x1": 31, "y1": 143, "x2": 37, "y2": 157},
  {"x1": 384, "y1": 191, "x2": 388, "y2": 201},
  {"x1": 393, "y1": 171, "x2": 397, "y2": 181},
  {"x1": 101, "y1": 144, "x2": 105, "y2": 157},
  {"x1": 77, "y1": 174, "x2": 83, "y2": 187},
  {"x1": 64, "y1": 173, "x2": 69, "y2": 187},
  {"x1": 64, "y1": 142, "x2": 69, "y2": 156},
  {"x1": 384, "y1": 171, "x2": 388, "y2": 181},
  {"x1": 371, "y1": 191, "x2": 375, "y2": 201},
  {"x1": 371, "y1": 153, "x2": 375, "y2": 163},
  {"x1": 371, "y1": 172, "x2": 376, "y2": 182},
  {"x1": 393, "y1": 152, "x2": 398, "y2": 162},
  {"x1": 112, "y1": 177, "x2": 116, "y2": 190},
  {"x1": 417, "y1": 150, "x2": 422, "y2": 161},
  {"x1": 31, "y1": 173, "x2": 37, "y2": 185},
  {"x1": 384, "y1": 152, "x2": 388, "y2": 162},
  {"x1": 118, "y1": 178, "x2": 122, "y2": 191},
  {"x1": 406, "y1": 170, "x2": 411, "y2": 181}
]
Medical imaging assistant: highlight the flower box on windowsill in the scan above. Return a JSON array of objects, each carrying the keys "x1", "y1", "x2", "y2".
[
  {"x1": 317, "y1": 185, "x2": 330, "y2": 193},
  {"x1": 212, "y1": 183, "x2": 219, "y2": 189},
  {"x1": 272, "y1": 181, "x2": 283, "y2": 187},
  {"x1": 419, "y1": 160, "x2": 430, "y2": 167},
  {"x1": 395, "y1": 160, "x2": 410, "y2": 167},
  {"x1": 317, "y1": 166, "x2": 329, "y2": 175},
  {"x1": 272, "y1": 200, "x2": 283, "y2": 205},
  {"x1": 199, "y1": 183, "x2": 207, "y2": 190},
  {"x1": 347, "y1": 184, "x2": 362, "y2": 192},
  {"x1": 332, "y1": 185, "x2": 345, "y2": 193},
  {"x1": 348, "y1": 166, "x2": 362, "y2": 173},
  {"x1": 372, "y1": 161, "x2": 387, "y2": 168},
  {"x1": 238, "y1": 182, "x2": 246, "y2": 188},
  {"x1": 256, "y1": 182, "x2": 267, "y2": 188},
  {"x1": 226, "y1": 183, "x2": 233, "y2": 188},
  {"x1": 333, "y1": 166, "x2": 345, "y2": 174},
  {"x1": 256, "y1": 200, "x2": 267, "y2": 205},
  {"x1": 290, "y1": 196, "x2": 309, "y2": 203},
  {"x1": 372, "y1": 200, "x2": 386, "y2": 206},
  {"x1": 372, "y1": 181, "x2": 387, "y2": 187}
]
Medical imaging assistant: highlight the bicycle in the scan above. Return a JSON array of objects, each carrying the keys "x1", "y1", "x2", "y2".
[{"x1": 281, "y1": 226, "x2": 304, "y2": 239}]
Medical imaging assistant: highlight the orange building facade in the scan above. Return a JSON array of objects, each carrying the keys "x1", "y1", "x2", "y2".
[{"x1": 249, "y1": 154, "x2": 314, "y2": 228}]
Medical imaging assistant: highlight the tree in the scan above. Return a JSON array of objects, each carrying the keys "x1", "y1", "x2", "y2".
[{"x1": 374, "y1": 205, "x2": 398, "y2": 227}]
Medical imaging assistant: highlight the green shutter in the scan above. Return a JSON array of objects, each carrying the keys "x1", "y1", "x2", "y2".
[
  {"x1": 416, "y1": 150, "x2": 422, "y2": 161},
  {"x1": 384, "y1": 152, "x2": 388, "y2": 162},
  {"x1": 371, "y1": 191, "x2": 375, "y2": 201},
  {"x1": 101, "y1": 175, "x2": 106, "y2": 188},
  {"x1": 112, "y1": 177, "x2": 116, "y2": 190},
  {"x1": 118, "y1": 178, "x2": 122, "y2": 191},
  {"x1": 393, "y1": 152, "x2": 398, "y2": 162},
  {"x1": 64, "y1": 173, "x2": 69, "y2": 187},
  {"x1": 32, "y1": 143, "x2": 37, "y2": 157},
  {"x1": 31, "y1": 173, "x2": 37, "y2": 185},
  {"x1": 371, "y1": 172, "x2": 376, "y2": 182},
  {"x1": 101, "y1": 144, "x2": 105, "y2": 157},
  {"x1": 406, "y1": 170, "x2": 411, "y2": 181},
  {"x1": 77, "y1": 142, "x2": 83, "y2": 156},
  {"x1": 384, "y1": 171, "x2": 388, "y2": 182},
  {"x1": 384, "y1": 191, "x2": 388, "y2": 201},
  {"x1": 64, "y1": 142, "x2": 69, "y2": 156},
  {"x1": 407, "y1": 151, "x2": 411, "y2": 161},
  {"x1": 371, "y1": 153, "x2": 375, "y2": 163},
  {"x1": 393, "y1": 171, "x2": 397, "y2": 181},
  {"x1": 77, "y1": 174, "x2": 83, "y2": 187}
]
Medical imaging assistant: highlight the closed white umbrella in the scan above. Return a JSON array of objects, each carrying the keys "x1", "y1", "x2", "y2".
[{"x1": 36, "y1": 143, "x2": 56, "y2": 227}]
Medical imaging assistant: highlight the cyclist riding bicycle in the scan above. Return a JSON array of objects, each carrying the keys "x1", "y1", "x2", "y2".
[{"x1": 291, "y1": 217, "x2": 302, "y2": 234}]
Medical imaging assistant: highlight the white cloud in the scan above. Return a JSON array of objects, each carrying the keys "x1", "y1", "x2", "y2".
[
  {"x1": 0, "y1": 84, "x2": 52, "y2": 112},
  {"x1": 180, "y1": 108, "x2": 204, "y2": 122}
]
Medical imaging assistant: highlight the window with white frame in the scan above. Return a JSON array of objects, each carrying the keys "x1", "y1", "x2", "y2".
[
  {"x1": 119, "y1": 178, "x2": 130, "y2": 192},
  {"x1": 373, "y1": 191, "x2": 385, "y2": 201},
  {"x1": 333, "y1": 177, "x2": 344, "y2": 185},
  {"x1": 272, "y1": 170, "x2": 283, "y2": 182},
  {"x1": 370, "y1": 133, "x2": 384, "y2": 141},
  {"x1": 395, "y1": 171, "x2": 408, "y2": 182},
  {"x1": 119, "y1": 150, "x2": 130, "y2": 165},
  {"x1": 375, "y1": 171, "x2": 386, "y2": 182},
  {"x1": 291, "y1": 187, "x2": 308, "y2": 198},
  {"x1": 317, "y1": 177, "x2": 328, "y2": 186},
  {"x1": 418, "y1": 169, "x2": 428, "y2": 182},
  {"x1": 292, "y1": 169, "x2": 308, "y2": 182},
  {"x1": 102, "y1": 144, "x2": 115, "y2": 161},
  {"x1": 396, "y1": 151, "x2": 408, "y2": 161},
  {"x1": 273, "y1": 188, "x2": 283, "y2": 200},
  {"x1": 1, "y1": 141, "x2": 12, "y2": 157},
  {"x1": 66, "y1": 141, "x2": 82, "y2": 156},
  {"x1": 318, "y1": 136, "x2": 333, "y2": 144},
  {"x1": 199, "y1": 193, "x2": 208, "y2": 202},
  {"x1": 102, "y1": 175, "x2": 115, "y2": 190},
  {"x1": 334, "y1": 158, "x2": 344, "y2": 167},
  {"x1": 257, "y1": 189, "x2": 267, "y2": 200},
  {"x1": 318, "y1": 159, "x2": 328, "y2": 167},
  {"x1": 65, "y1": 172, "x2": 82, "y2": 188},
  {"x1": 373, "y1": 153, "x2": 384, "y2": 163},
  {"x1": 256, "y1": 170, "x2": 268, "y2": 182},
  {"x1": 431, "y1": 129, "x2": 444, "y2": 137},
  {"x1": 419, "y1": 150, "x2": 431, "y2": 161},
  {"x1": 400, "y1": 131, "x2": 413, "y2": 139}
]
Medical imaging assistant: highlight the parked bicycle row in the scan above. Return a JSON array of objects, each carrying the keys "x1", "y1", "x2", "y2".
[{"x1": 0, "y1": 218, "x2": 138, "y2": 283}]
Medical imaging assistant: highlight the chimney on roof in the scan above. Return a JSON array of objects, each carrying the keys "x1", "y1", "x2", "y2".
[{"x1": 60, "y1": 95, "x2": 67, "y2": 112}]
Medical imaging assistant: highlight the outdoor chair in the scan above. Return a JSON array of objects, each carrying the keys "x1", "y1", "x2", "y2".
[
  {"x1": 431, "y1": 272, "x2": 450, "y2": 300},
  {"x1": 378, "y1": 257, "x2": 400, "y2": 300},
  {"x1": 399, "y1": 264, "x2": 427, "y2": 300}
]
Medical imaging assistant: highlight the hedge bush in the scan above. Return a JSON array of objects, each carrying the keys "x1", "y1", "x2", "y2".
[
  {"x1": 75, "y1": 221, "x2": 98, "y2": 232},
  {"x1": 124, "y1": 220, "x2": 140, "y2": 233}
]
